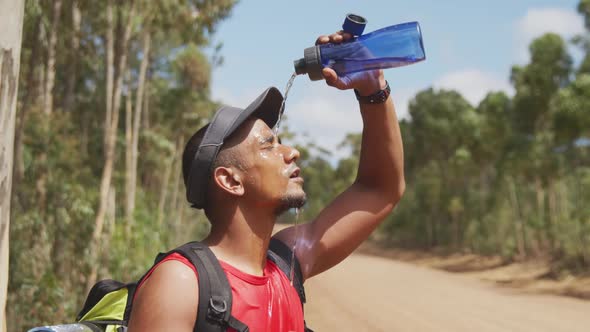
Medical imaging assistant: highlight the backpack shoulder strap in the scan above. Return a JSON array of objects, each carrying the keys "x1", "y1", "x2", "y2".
[
  {"x1": 267, "y1": 238, "x2": 306, "y2": 304},
  {"x1": 157, "y1": 241, "x2": 249, "y2": 332},
  {"x1": 267, "y1": 238, "x2": 314, "y2": 332}
]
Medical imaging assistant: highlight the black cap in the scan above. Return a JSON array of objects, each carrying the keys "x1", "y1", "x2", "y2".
[{"x1": 186, "y1": 87, "x2": 284, "y2": 209}]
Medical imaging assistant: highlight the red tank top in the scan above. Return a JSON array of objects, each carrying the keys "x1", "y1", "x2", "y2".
[{"x1": 135, "y1": 253, "x2": 305, "y2": 332}]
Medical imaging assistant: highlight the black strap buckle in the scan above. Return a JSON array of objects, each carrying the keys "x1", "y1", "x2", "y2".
[{"x1": 207, "y1": 297, "x2": 228, "y2": 324}]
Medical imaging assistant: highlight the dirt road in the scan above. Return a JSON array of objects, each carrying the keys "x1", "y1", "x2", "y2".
[{"x1": 303, "y1": 253, "x2": 590, "y2": 332}]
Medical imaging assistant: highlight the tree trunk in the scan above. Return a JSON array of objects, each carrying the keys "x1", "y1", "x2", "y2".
[
  {"x1": 110, "y1": 1, "x2": 135, "y2": 139},
  {"x1": 157, "y1": 151, "x2": 175, "y2": 227},
  {"x1": 451, "y1": 214, "x2": 460, "y2": 250},
  {"x1": 0, "y1": 1, "x2": 26, "y2": 330},
  {"x1": 80, "y1": 104, "x2": 89, "y2": 156},
  {"x1": 102, "y1": 186, "x2": 116, "y2": 274},
  {"x1": 142, "y1": 78, "x2": 150, "y2": 130},
  {"x1": 534, "y1": 177, "x2": 548, "y2": 252},
  {"x1": 12, "y1": 13, "x2": 41, "y2": 186},
  {"x1": 36, "y1": 0, "x2": 63, "y2": 215},
  {"x1": 63, "y1": 0, "x2": 81, "y2": 113},
  {"x1": 125, "y1": 80, "x2": 133, "y2": 231},
  {"x1": 430, "y1": 206, "x2": 439, "y2": 247},
  {"x1": 43, "y1": 0, "x2": 62, "y2": 116},
  {"x1": 87, "y1": 0, "x2": 136, "y2": 291},
  {"x1": 508, "y1": 177, "x2": 527, "y2": 259},
  {"x1": 169, "y1": 137, "x2": 184, "y2": 227},
  {"x1": 425, "y1": 218, "x2": 434, "y2": 248},
  {"x1": 126, "y1": 30, "x2": 150, "y2": 228},
  {"x1": 104, "y1": 0, "x2": 114, "y2": 153},
  {"x1": 544, "y1": 180, "x2": 556, "y2": 252},
  {"x1": 37, "y1": 18, "x2": 46, "y2": 104}
]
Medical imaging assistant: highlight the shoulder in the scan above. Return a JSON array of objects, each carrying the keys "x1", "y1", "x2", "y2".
[{"x1": 128, "y1": 259, "x2": 199, "y2": 332}]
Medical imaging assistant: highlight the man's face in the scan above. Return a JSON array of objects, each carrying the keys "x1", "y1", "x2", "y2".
[{"x1": 236, "y1": 118, "x2": 306, "y2": 213}]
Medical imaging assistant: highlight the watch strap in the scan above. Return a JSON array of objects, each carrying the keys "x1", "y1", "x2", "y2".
[{"x1": 354, "y1": 81, "x2": 391, "y2": 104}]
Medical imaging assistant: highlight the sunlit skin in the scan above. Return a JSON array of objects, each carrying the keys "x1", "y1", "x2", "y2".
[{"x1": 128, "y1": 30, "x2": 405, "y2": 332}]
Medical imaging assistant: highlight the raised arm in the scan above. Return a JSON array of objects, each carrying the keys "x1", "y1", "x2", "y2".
[{"x1": 273, "y1": 31, "x2": 405, "y2": 280}]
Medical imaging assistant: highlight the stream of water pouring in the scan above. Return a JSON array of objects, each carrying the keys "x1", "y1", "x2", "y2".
[
  {"x1": 274, "y1": 72, "x2": 297, "y2": 135},
  {"x1": 290, "y1": 207, "x2": 301, "y2": 285},
  {"x1": 274, "y1": 72, "x2": 301, "y2": 285}
]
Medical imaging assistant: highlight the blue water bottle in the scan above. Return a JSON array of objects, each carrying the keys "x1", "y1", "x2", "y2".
[{"x1": 294, "y1": 14, "x2": 426, "y2": 81}]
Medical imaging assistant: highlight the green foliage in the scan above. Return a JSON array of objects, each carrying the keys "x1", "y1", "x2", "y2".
[
  {"x1": 8, "y1": 1, "x2": 236, "y2": 331},
  {"x1": 511, "y1": 33, "x2": 572, "y2": 134},
  {"x1": 551, "y1": 74, "x2": 590, "y2": 144}
]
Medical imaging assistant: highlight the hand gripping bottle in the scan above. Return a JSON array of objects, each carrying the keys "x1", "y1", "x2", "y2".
[{"x1": 294, "y1": 14, "x2": 426, "y2": 81}]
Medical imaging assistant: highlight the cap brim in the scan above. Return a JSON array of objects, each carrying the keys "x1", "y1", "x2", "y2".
[{"x1": 226, "y1": 86, "x2": 283, "y2": 136}]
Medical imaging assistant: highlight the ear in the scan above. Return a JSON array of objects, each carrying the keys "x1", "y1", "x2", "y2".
[{"x1": 212, "y1": 166, "x2": 245, "y2": 197}]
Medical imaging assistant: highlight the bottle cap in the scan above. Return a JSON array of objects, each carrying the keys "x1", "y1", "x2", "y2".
[
  {"x1": 342, "y1": 13, "x2": 367, "y2": 36},
  {"x1": 293, "y1": 46, "x2": 324, "y2": 81}
]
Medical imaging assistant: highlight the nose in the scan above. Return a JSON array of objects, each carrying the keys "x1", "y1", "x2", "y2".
[{"x1": 284, "y1": 145, "x2": 300, "y2": 163}]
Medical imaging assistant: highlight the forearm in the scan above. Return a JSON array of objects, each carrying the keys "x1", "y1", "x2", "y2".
[
  {"x1": 292, "y1": 96, "x2": 405, "y2": 279},
  {"x1": 355, "y1": 84, "x2": 405, "y2": 200}
]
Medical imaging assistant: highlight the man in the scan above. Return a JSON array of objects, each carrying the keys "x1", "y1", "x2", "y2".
[{"x1": 128, "y1": 30, "x2": 405, "y2": 331}]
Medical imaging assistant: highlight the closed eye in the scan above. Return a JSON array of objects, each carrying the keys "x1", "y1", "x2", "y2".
[
  {"x1": 260, "y1": 134, "x2": 274, "y2": 145},
  {"x1": 259, "y1": 133, "x2": 280, "y2": 149}
]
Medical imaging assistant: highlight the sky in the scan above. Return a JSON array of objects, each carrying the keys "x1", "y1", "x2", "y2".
[{"x1": 207, "y1": 0, "x2": 585, "y2": 160}]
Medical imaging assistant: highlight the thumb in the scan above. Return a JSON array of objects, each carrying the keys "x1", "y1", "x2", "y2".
[{"x1": 322, "y1": 68, "x2": 338, "y2": 84}]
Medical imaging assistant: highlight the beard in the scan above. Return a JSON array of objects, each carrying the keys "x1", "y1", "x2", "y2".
[{"x1": 275, "y1": 192, "x2": 307, "y2": 216}]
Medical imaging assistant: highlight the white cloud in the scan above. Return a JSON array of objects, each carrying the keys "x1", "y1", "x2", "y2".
[
  {"x1": 211, "y1": 86, "x2": 263, "y2": 109},
  {"x1": 283, "y1": 86, "x2": 361, "y2": 161},
  {"x1": 433, "y1": 69, "x2": 514, "y2": 105},
  {"x1": 515, "y1": 7, "x2": 585, "y2": 62}
]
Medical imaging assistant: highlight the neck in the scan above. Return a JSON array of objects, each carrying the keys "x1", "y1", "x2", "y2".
[{"x1": 203, "y1": 203, "x2": 276, "y2": 276}]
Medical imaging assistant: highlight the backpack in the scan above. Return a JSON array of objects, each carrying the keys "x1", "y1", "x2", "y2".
[{"x1": 28, "y1": 239, "x2": 311, "y2": 332}]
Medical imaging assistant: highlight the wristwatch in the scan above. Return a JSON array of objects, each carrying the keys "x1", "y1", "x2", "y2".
[{"x1": 354, "y1": 81, "x2": 391, "y2": 104}]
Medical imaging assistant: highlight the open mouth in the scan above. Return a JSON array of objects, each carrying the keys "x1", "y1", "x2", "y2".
[{"x1": 289, "y1": 168, "x2": 301, "y2": 179}]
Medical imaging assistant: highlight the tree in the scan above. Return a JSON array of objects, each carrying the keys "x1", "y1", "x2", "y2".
[
  {"x1": 12, "y1": 1, "x2": 42, "y2": 186},
  {"x1": 6, "y1": 1, "x2": 238, "y2": 329},
  {"x1": 63, "y1": 0, "x2": 81, "y2": 113},
  {"x1": 0, "y1": 1, "x2": 26, "y2": 330},
  {"x1": 509, "y1": 33, "x2": 573, "y2": 254},
  {"x1": 87, "y1": 0, "x2": 137, "y2": 291},
  {"x1": 406, "y1": 88, "x2": 479, "y2": 247},
  {"x1": 575, "y1": 0, "x2": 590, "y2": 74},
  {"x1": 42, "y1": 0, "x2": 62, "y2": 116},
  {"x1": 125, "y1": 29, "x2": 150, "y2": 229},
  {"x1": 551, "y1": 74, "x2": 590, "y2": 146},
  {"x1": 510, "y1": 33, "x2": 572, "y2": 135}
]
